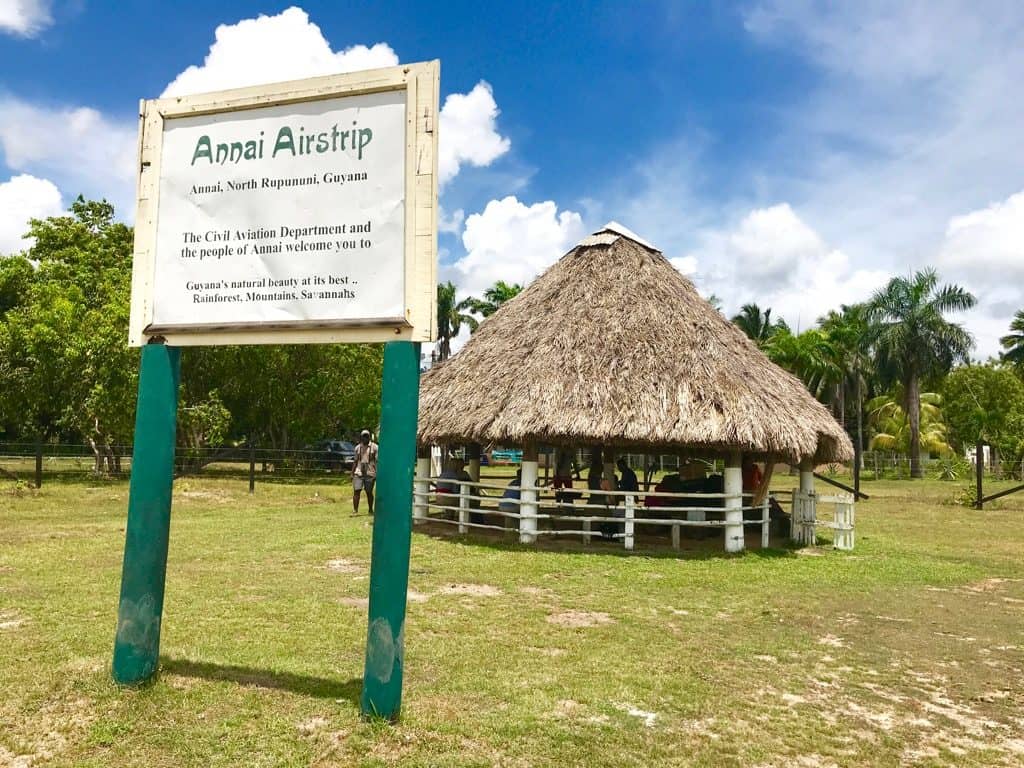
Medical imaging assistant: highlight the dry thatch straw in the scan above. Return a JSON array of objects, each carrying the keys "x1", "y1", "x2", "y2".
[{"x1": 419, "y1": 223, "x2": 853, "y2": 464}]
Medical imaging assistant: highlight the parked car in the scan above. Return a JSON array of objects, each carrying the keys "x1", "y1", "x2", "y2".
[{"x1": 306, "y1": 439, "x2": 355, "y2": 470}]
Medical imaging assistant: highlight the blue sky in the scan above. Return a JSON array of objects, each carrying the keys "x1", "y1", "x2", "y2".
[{"x1": 1, "y1": 1, "x2": 1022, "y2": 356}]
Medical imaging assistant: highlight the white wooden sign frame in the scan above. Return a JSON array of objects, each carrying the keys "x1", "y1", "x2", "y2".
[{"x1": 128, "y1": 60, "x2": 439, "y2": 347}]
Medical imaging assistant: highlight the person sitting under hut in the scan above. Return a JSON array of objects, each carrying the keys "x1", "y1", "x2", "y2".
[
  {"x1": 552, "y1": 449, "x2": 580, "y2": 504},
  {"x1": 437, "y1": 457, "x2": 471, "y2": 495},
  {"x1": 498, "y1": 469, "x2": 522, "y2": 516},
  {"x1": 617, "y1": 457, "x2": 639, "y2": 494},
  {"x1": 742, "y1": 456, "x2": 764, "y2": 493}
]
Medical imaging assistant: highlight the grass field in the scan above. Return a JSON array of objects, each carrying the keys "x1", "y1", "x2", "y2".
[{"x1": 2, "y1": 474, "x2": 1023, "y2": 767}]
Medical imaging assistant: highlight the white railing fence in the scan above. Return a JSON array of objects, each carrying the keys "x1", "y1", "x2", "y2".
[
  {"x1": 414, "y1": 476, "x2": 855, "y2": 553},
  {"x1": 412, "y1": 476, "x2": 778, "y2": 552}
]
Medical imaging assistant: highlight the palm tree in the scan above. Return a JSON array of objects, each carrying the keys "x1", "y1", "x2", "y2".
[
  {"x1": 763, "y1": 327, "x2": 841, "y2": 399},
  {"x1": 731, "y1": 303, "x2": 789, "y2": 346},
  {"x1": 866, "y1": 269, "x2": 976, "y2": 477},
  {"x1": 436, "y1": 282, "x2": 477, "y2": 362},
  {"x1": 1000, "y1": 310, "x2": 1024, "y2": 368},
  {"x1": 458, "y1": 280, "x2": 523, "y2": 323},
  {"x1": 867, "y1": 391, "x2": 952, "y2": 457},
  {"x1": 819, "y1": 303, "x2": 873, "y2": 489}
]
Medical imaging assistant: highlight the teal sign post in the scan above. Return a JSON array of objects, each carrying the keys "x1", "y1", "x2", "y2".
[
  {"x1": 361, "y1": 341, "x2": 420, "y2": 720},
  {"x1": 112, "y1": 342, "x2": 180, "y2": 684}
]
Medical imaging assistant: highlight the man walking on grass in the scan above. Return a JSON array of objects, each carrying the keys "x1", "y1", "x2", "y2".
[{"x1": 352, "y1": 429, "x2": 378, "y2": 515}]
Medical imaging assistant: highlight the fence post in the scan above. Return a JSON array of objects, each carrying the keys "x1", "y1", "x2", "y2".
[
  {"x1": 790, "y1": 492, "x2": 802, "y2": 543},
  {"x1": 975, "y1": 440, "x2": 984, "y2": 510},
  {"x1": 671, "y1": 524, "x2": 680, "y2": 550},
  {"x1": 624, "y1": 494, "x2": 635, "y2": 550},
  {"x1": 34, "y1": 435, "x2": 43, "y2": 489},
  {"x1": 834, "y1": 494, "x2": 855, "y2": 551},
  {"x1": 582, "y1": 519, "x2": 592, "y2": 545},
  {"x1": 458, "y1": 481, "x2": 469, "y2": 534},
  {"x1": 248, "y1": 443, "x2": 256, "y2": 495}
]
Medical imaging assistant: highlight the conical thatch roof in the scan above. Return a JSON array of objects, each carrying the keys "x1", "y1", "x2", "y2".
[{"x1": 419, "y1": 223, "x2": 853, "y2": 463}]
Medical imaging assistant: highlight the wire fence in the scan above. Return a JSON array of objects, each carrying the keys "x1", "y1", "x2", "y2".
[
  {"x1": 0, "y1": 442, "x2": 356, "y2": 488},
  {"x1": 3, "y1": 442, "x2": 1019, "y2": 489}
]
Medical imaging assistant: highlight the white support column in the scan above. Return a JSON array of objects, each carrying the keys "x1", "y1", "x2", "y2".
[
  {"x1": 671, "y1": 524, "x2": 680, "y2": 550},
  {"x1": 724, "y1": 451, "x2": 744, "y2": 553},
  {"x1": 582, "y1": 520, "x2": 592, "y2": 545},
  {"x1": 520, "y1": 444, "x2": 539, "y2": 544},
  {"x1": 761, "y1": 495, "x2": 770, "y2": 548},
  {"x1": 799, "y1": 457, "x2": 816, "y2": 546},
  {"x1": 458, "y1": 481, "x2": 469, "y2": 534},
  {"x1": 624, "y1": 494, "x2": 635, "y2": 550},
  {"x1": 413, "y1": 456, "x2": 430, "y2": 522}
]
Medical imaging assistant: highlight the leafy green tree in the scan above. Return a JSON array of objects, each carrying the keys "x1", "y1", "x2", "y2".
[
  {"x1": 1000, "y1": 310, "x2": 1024, "y2": 370},
  {"x1": 180, "y1": 344, "x2": 383, "y2": 450},
  {"x1": 943, "y1": 364, "x2": 1024, "y2": 474},
  {"x1": 866, "y1": 269, "x2": 976, "y2": 477},
  {"x1": 732, "y1": 303, "x2": 789, "y2": 346},
  {"x1": 0, "y1": 198, "x2": 137, "y2": 469}
]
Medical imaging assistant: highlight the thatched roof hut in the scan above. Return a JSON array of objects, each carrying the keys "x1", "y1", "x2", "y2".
[{"x1": 419, "y1": 223, "x2": 853, "y2": 464}]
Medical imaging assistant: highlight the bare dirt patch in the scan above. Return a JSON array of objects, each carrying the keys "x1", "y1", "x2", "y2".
[
  {"x1": 296, "y1": 716, "x2": 329, "y2": 735},
  {"x1": 338, "y1": 597, "x2": 369, "y2": 609},
  {"x1": 963, "y1": 577, "x2": 1020, "y2": 593},
  {"x1": 438, "y1": 583, "x2": 503, "y2": 597},
  {"x1": 178, "y1": 489, "x2": 233, "y2": 503},
  {"x1": 546, "y1": 610, "x2": 613, "y2": 628},
  {"x1": 325, "y1": 558, "x2": 364, "y2": 574},
  {"x1": 615, "y1": 703, "x2": 657, "y2": 727},
  {"x1": 407, "y1": 590, "x2": 431, "y2": 603},
  {"x1": 817, "y1": 634, "x2": 848, "y2": 649},
  {"x1": 0, "y1": 610, "x2": 26, "y2": 631},
  {"x1": 552, "y1": 699, "x2": 581, "y2": 718}
]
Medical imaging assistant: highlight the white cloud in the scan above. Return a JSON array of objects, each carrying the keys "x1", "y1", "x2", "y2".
[
  {"x1": 937, "y1": 189, "x2": 1024, "y2": 357},
  {"x1": 938, "y1": 190, "x2": 1024, "y2": 285},
  {"x1": 449, "y1": 196, "x2": 585, "y2": 298},
  {"x1": 683, "y1": 203, "x2": 889, "y2": 330},
  {"x1": 161, "y1": 7, "x2": 509, "y2": 187},
  {"x1": 730, "y1": 1, "x2": 1024, "y2": 354},
  {"x1": 438, "y1": 206, "x2": 465, "y2": 235},
  {"x1": 0, "y1": 97, "x2": 137, "y2": 211},
  {"x1": 0, "y1": 174, "x2": 62, "y2": 254},
  {"x1": 0, "y1": 0, "x2": 52, "y2": 37},
  {"x1": 161, "y1": 7, "x2": 398, "y2": 97},
  {"x1": 438, "y1": 82, "x2": 511, "y2": 187}
]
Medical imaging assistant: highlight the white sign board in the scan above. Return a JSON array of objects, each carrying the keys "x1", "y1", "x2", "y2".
[{"x1": 129, "y1": 61, "x2": 438, "y2": 346}]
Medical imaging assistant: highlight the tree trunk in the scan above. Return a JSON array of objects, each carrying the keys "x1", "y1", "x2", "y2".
[
  {"x1": 103, "y1": 444, "x2": 116, "y2": 474},
  {"x1": 855, "y1": 371, "x2": 864, "y2": 495},
  {"x1": 906, "y1": 374, "x2": 923, "y2": 478},
  {"x1": 88, "y1": 436, "x2": 103, "y2": 474}
]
